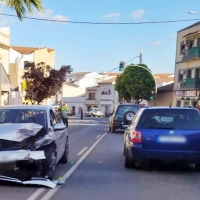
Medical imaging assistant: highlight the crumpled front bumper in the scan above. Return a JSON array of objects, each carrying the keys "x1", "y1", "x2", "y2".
[
  {"x1": 0, "y1": 175, "x2": 58, "y2": 188},
  {"x1": 0, "y1": 150, "x2": 45, "y2": 163},
  {"x1": 0, "y1": 150, "x2": 59, "y2": 188}
]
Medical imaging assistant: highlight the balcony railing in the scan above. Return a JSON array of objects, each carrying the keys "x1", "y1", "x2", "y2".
[
  {"x1": 180, "y1": 78, "x2": 200, "y2": 89},
  {"x1": 85, "y1": 99, "x2": 97, "y2": 105},
  {"x1": 182, "y1": 46, "x2": 200, "y2": 61}
]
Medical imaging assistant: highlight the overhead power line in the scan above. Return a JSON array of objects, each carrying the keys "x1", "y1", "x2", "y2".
[{"x1": 0, "y1": 13, "x2": 200, "y2": 25}]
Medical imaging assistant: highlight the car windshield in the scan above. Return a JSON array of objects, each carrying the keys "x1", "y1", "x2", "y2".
[
  {"x1": 137, "y1": 109, "x2": 200, "y2": 130},
  {"x1": 0, "y1": 109, "x2": 47, "y2": 128},
  {"x1": 115, "y1": 105, "x2": 139, "y2": 119}
]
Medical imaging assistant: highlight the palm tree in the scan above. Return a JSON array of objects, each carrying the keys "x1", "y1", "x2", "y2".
[{"x1": 4, "y1": 0, "x2": 44, "y2": 20}]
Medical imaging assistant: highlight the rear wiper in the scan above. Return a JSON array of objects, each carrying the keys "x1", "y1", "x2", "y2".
[{"x1": 149, "y1": 127, "x2": 174, "y2": 129}]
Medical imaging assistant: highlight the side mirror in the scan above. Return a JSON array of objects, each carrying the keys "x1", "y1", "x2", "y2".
[{"x1": 54, "y1": 123, "x2": 66, "y2": 131}]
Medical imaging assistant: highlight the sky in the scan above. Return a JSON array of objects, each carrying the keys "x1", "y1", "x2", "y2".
[{"x1": 1, "y1": 0, "x2": 200, "y2": 74}]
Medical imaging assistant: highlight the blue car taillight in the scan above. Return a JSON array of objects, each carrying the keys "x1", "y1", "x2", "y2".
[{"x1": 131, "y1": 130, "x2": 142, "y2": 143}]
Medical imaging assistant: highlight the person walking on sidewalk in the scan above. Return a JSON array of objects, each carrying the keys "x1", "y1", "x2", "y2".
[
  {"x1": 80, "y1": 108, "x2": 83, "y2": 120},
  {"x1": 59, "y1": 103, "x2": 69, "y2": 127}
]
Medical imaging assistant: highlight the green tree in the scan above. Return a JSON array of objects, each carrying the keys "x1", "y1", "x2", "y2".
[
  {"x1": 4, "y1": 0, "x2": 43, "y2": 20},
  {"x1": 115, "y1": 64, "x2": 155, "y2": 103},
  {"x1": 22, "y1": 62, "x2": 73, "y2": 104},
  {"x1": 115, "y1": 75, "x2": 131, "y2": 102}
]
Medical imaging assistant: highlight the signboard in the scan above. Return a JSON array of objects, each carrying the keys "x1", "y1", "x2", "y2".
[
  {"x1": 184, "y1": 91, "x2": 197, "y2": 97},
  {"x1": 175, "y1": 91, "x2": 183, "y2": 96}
]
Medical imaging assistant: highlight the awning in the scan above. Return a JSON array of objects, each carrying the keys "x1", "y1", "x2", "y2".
[{"x1": 182, "y1": 30, "x2": 200, "y2": 38}]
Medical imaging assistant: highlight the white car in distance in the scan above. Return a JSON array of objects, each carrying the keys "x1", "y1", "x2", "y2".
[{"x1": 85, "y1": 108, "x2": 103, "y2": 117}]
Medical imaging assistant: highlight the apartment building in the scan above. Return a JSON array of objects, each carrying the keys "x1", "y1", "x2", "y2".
[
  {"x1": 173, "y1": 22, "x2": 200, "y2": 107},
  {"x1": 85, "y1": 77, "x2": 119, "y2": 114},
  {"x1": 9, "y1": 46, "x2": 55, "y2": 104},
  {"x1": 0, "y1": 27, "x2": 11, "y2": 105}
]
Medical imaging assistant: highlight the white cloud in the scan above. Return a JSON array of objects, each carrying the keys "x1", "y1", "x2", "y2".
[
  {"x1": 150, "y1": 41, "x2": 164, "y2": 46},
  {"x1": 130, "y1": 9, "x2": 144, "y2": 19},
  {"x1": 32, "y1": 9, "x2": 69, "y2": 22},
  {"x1": 102, "y1": 12, "x2": 121, "y2": 19}
]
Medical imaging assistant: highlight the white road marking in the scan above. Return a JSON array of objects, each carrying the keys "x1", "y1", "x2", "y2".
[
  {"x1": 40, "y1": 129, "x2": 108, "y2": 200},
  {"x1": 96, "y1": 135, "x2": 101, "y2": 139},
  {"x1": 77, "y1": 147, "x2": 88, "y2": 156},
  {"x1": 26, "y1": 188, "x2": 46, "y2": 200},
  {"x1": 104, "y1": 128, "x2": 107, "y2": 130}
]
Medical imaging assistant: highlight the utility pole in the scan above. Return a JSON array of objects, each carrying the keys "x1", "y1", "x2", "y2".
[{"x1": 139, "y1": 49, "x2": 142, "y2": 64}]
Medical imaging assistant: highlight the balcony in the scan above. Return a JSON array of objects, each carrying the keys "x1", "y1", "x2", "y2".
[
  {"x1": 100, "y1": 94, "x2": 112, "y2": 100},
  {"x1": 85, "y1": 99, "x2": 97, "y2": 105},
  {"x1": 180, "y1": 78, "x2": 200, "y2": 90},
  {"x1": 182, "y1": 46, "x2": 200, "y2": 62}
]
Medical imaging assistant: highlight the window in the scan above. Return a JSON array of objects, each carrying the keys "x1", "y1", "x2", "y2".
[
  {"x1": 180, "y1": 41, "x2": 185, "y2": 54},
  {"x1": 115, "y1": 105, "x2": 139, "y2": 119},
  {"x1": 0, "y1": 109, "x2": 47, "y2": 127},
  {"x1": 24, "y1": 61, "x2": 29, "y2": 70},
  {"x1": 187, "y1": 69, "x2": 192, "y2": 78},
  {"x1": 89, "y1": 93, "x2": 95, "y2": 100},
  {"x1": 50, "y1": 109, "x2": 57, "y2": 125},
  {"x1": 137, "y1": 109, "x2": 200, "y2": 130},
  {"x1": 184, "y1": 101, "x2": 189, "y2": 107},
  {"x1": 176, "y1": 101, "x2": 181, "y2": 107},
  {"x1": 195, "y1": 68, "x2": 200, "y2": 78},
  {"x1": 198, "y1": 38, "x2": 200, "y2": 46},
  {"x1": 178, "y1": 70, "x2": 183, "y2": 82},
  {"x1": 101, "y1": 89, "x2": 111, "y2": 95},
  {"x1": 188, "y1": 40, "x2": 194, "y2": 49}
]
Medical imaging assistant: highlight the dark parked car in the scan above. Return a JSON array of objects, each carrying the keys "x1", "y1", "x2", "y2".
[
  {"x1": 109, "y1": 104, "x2": 139, "y2": 133},
  {"x1": 124, "y1": 107, "x2": 200, "y2": 170},
  {"x1": 0, "y1": 105, "x2": 68, "y2": 187}
]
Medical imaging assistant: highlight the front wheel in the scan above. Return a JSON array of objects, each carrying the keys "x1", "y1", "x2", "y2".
[
  {"x1": 125, "y1": 148, "x2": 136, "y2": 169},
  {"x1": 59, "y1": 139, "x2": 69, "y2": 164}
]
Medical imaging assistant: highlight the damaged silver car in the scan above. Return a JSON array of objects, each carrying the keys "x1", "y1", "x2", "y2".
[{"x1": 0, "y1": 105, "x2": 68, "y2": 187}]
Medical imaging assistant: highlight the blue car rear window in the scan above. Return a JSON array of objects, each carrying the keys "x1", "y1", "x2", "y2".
[{"x1": 137, "y1": 109, "x2": 200, "y2": 130}]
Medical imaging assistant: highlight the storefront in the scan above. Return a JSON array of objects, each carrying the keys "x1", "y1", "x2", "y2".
[{"x1": 174, "y1": 90, "x2": 200, "y2": 107}]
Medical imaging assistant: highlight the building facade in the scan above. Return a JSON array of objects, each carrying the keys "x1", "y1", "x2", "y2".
[
  {"x1": 0, "y1": 27, "x2": 11, "y2": 105},
  {"x1": 173, "y1": 22, "x2": 200, "y2": 107},
  {"x1": 9, "y1": 46, "x2": 55, "y2": 105},
  {"x1": 85, "y1": 77, "x2": 119, "y2": 114}
]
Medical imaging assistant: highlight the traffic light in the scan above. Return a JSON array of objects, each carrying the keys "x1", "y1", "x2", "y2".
[
  {"x1": 150, "y1": 95, "x2": 154, "y2": 100},
  {"x1": 119, "y1": 61, "x2": 125, "y2": 71}
]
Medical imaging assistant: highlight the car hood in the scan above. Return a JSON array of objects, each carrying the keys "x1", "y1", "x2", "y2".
[{"x1": 0, "y1": 123, "x2": 43, "y2": 142}]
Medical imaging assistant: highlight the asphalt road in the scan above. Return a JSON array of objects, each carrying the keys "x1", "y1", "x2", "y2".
[{"x1": 1, "y1": 116, "x2": 200, "y2": 200}]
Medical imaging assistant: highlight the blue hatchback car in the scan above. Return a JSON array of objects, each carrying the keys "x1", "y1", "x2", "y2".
[{"x1": 124, "y1": 107, "x2": 200, "y2": 170}]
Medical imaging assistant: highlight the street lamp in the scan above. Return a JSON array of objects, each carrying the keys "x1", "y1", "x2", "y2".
[{"x1": 128, "y1": 64, "x2": 157, "y2": 105}]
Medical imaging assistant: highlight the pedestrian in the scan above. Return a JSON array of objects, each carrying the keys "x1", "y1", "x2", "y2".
[
  {"x1": 196, "y1": 104, "x2": 200, "y2": 111},
  {"x1": 80, "y1": 108, "x2": 83, "y2": 120},
  {"x1": 105, "y1": 110, "x2": 108, "y2": 117},
  {"x1": 59, "y1": 103, "x2": 69, "y2": 127}
]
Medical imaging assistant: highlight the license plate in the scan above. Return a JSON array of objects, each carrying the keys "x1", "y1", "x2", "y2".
[{"x1": 157, "y1": 136, "x2": 186, "y2": 143}]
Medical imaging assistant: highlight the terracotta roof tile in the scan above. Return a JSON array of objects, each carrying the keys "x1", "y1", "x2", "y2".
[
  {"x1": 70, "y1": 72, "x2": 91, "y2": 77},
  {"x1": 99, "y1": 77, "x2": 117, "y2": 83},
  {"x1": 107, "y1": 72, "x2": 122, "y2": 76},
  {"x1": 12, "y1": 46, "x2": 54, "y2": 54}
]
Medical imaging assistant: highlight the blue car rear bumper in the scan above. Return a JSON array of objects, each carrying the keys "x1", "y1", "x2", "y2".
[{"x1": 128, "y1": 145, "x2": 200, "y2": 163}]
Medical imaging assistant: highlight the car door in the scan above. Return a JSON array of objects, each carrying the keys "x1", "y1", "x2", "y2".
[{"x1": 49, "y1": 109, "x2": 66, "y2": 162}]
